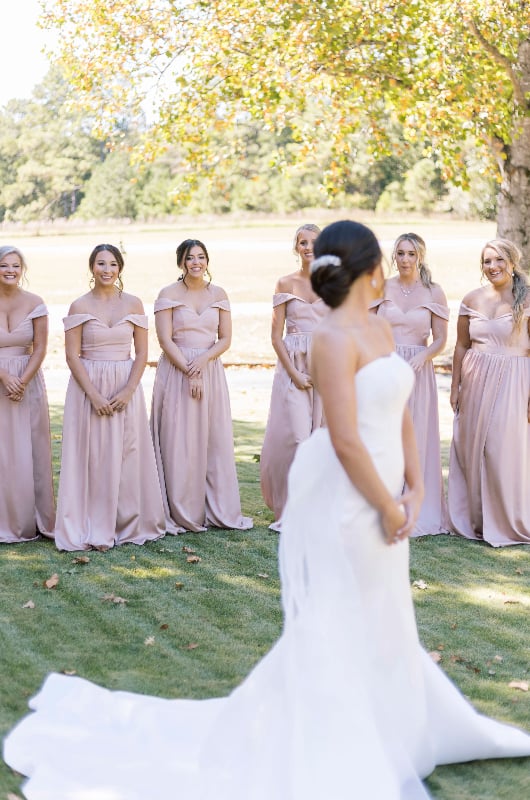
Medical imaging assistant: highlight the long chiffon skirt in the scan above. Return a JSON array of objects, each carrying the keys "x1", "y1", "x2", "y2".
[
  {"x1": 151, "y1": 351, "x2": 252, "y2": 533},
  {"x1": 0, "y1": 356, "x2": 54, "y2": 542},
  {"x1": 396, "y1": 344, "x2": 449, "y2": 536},
  {"x1": 54, "y1": 359, "x2": 166, "y2": 550}
]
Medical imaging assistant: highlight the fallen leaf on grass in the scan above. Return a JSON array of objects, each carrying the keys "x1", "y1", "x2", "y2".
[
  {"x1": 44, "y1": 573, "x2": 59, "y2": 589},
  {"x1": 429, "y1": 652, "x2": 442, "y2": 663},
  {"x1": 514, "y1": 567, "x2": 524, "y2": 575},
  {"x1": 174, "y1": 582, "x2": 184, "y2": 590},
  {"x1": 493, "y1": 655, "x2": 504, "y2": 663},
  {"x1": 62, "y1": 669, "x2": 77, "y2": 676},
  {"x1": 257, "y1": 573, "x2": 269, "y2": 579},
  {"x1": 412, "y1": 579, "x2": 428, "y2": 590},
  {"x1": 22, "y1": 600, "x2": 35, "y2": 609},
  {"x1": 186, "y1": 555, "x2": 201, "y2": 563},
  {"x1": 508, "y1": 681, "x2": 529, "y2": 692},
  {"x1": 503, "y1": 599, "x2": 521, "y2": 605},
  {"x1": 160, "y1": 623, "x2": 169, "y2": 630},
  {"x1": 73, "y1": 556, "x2": 90, "y2": 564},
  {"x1": 101, "y1": 593, "x2": 128, "y2": 604},
  {"x1": 144, "y1": 636, "x2": 155, "y2": 646},
  {"x1": 182, "y1": 545, "x2": 196, "y2": 554},
  {"x1": 183, "y1": 642, "x2": 199, "y2": 650}
]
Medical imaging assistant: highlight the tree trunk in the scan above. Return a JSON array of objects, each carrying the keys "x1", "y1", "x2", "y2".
[{"x1": 496, "y1": 39, "x2": 530, "y2": 269}]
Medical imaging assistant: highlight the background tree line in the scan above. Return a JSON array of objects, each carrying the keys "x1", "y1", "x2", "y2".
[{"x1": 0, "y1": 68, "x2": 497, "y2": 225}]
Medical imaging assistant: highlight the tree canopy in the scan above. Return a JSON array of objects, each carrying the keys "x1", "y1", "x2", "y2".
[{"x1": 29, "y1": 2, "x2": 530, "y2": 258}]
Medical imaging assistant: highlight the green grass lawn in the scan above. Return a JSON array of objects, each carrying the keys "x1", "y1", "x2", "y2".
[{"x1": 1, "y1": 406, "x2": 529, "y2": 799}]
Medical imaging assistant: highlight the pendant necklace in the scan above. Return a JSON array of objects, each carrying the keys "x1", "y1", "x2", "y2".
[{"x1": 398, "y1": 280, "x2": 419, "y2": 296}]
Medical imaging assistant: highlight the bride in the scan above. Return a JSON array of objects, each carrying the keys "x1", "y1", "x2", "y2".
[{"x1": 4, "y1": 221, "x2": 530, "y2": 799}]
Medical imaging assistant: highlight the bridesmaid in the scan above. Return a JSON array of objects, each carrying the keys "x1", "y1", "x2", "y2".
[
  {"x1": 0, "y1": 245, "x2": 55, "y2": 542},
  {"x1": 448, "y1": 238, "x2": 530, "y2": 546},
  {"x1": 260, "y1": 224, "x2": 327, "y2": 531},
  {"x1": 54, "y1": 244, "x2": 166, "y2": 551},
  {"x1": 372, "y1": 232, "x2": 449, "y2": 536},
  {"x1": 150, "y1": 238, "x2": 252, "y2": 533}
]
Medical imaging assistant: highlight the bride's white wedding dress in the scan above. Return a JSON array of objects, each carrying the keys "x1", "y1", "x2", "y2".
[{"x1": 4, "y1": 353, "x2": 530, "y2": 799}]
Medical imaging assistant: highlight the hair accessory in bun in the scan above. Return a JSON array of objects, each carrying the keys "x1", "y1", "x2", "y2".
[{"x1": 310, "y1": 254, "x2": 341, "y2": 274}]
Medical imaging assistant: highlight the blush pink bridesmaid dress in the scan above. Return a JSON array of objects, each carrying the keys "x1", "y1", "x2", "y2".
[
  {"x1": 150, "y1": 297, "x2": 252, "y2": 533},
  {"x1": 53, "y1": 313, "x2": 166, "y2": 551},
  {"x1": 448, "y1": 304, "x2": 530, "y2": 545},
  {"x1": 0, "y1": 303, "x2": 55, "y2": 542},
  {"x1": 260, "y1": 293, "x2": 327, "y2": 530},
  {"x1": 373, "y1": 296, "x2": 450, "y2": 536}
]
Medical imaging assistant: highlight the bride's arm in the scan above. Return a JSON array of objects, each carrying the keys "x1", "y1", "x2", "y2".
[{"x1": 312, "y1": 327, "x2": 408, "y2": 543}]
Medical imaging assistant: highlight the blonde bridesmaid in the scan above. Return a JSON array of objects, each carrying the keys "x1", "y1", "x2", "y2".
[
  {"x1": 0, "y1": 245, "x2": 55, "y2": 542},
  {"x1": 260, "y1": 224, "x2": 327, "y2": 531},
  {"x1": 150, "y1": 238, "x2": 252, "y2": 533},
  {"x1": 371, "y1": 233, "x2": 449, "y2": 536},
  {"x1": 54, "y1": 244, "x2": 166, "y2": 551},
  {"x1": 448, "y1": 238, "x2": 530, "y2": 546}
]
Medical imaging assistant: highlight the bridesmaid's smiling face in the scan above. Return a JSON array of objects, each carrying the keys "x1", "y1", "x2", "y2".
[
  {"x1": 481, "y1": 247, "x2": 512, "y2": 288},
  {"x1": 91, "y1": 250, "x2": 122, "y2": 288},
  {"x1": 295, "y1": 229, "x2": 318, "y2": 269},
  {"x1": 183, "y1": 245, "x2": 208, "y2": 280},
  {"x1": 0, "y1": 253, "x2": 23, "y2": 288}
]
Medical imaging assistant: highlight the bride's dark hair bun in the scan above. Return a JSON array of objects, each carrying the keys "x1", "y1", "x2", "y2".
[{"x1": 311, "y1": 220, "x2": 382, "y2": 308}]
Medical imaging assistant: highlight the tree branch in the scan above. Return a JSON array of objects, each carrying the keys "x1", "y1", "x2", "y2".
[{"x1": 465, "y1": 16, "x2": 527, "y2": 108}]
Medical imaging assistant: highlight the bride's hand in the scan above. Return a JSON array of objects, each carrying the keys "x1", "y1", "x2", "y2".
[
  {"x1": 396, "y1": 486, "x2": 424, "y2": 538},
  {"x1": 381, "y1": 501, "x2": 408, "y2": 545}
]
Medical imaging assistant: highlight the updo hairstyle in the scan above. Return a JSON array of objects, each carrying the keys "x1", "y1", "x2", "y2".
[
  {"x1": 176, "y1": 238, "x2": 212, "y2": 287},
  {"x1": 310, "y1": 220, "x2": 382, "y2": 308},
  {"x1": 88, "y1": 244, "x2": 124, "y2": 293}
]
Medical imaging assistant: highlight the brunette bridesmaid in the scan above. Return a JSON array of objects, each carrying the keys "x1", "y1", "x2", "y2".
[
  {"x1": 150, "y1": 238, "x2": 252, "y2": 533},
  {"x1": 260, "y1": 224, "x2": 327, "y2": 531},
  {"x1": 372, "y1": 232, "x2": 449, "y2": 536},
  {"x1": 54, "y1": 244, "x2": 166, "y2": 551},
  {"x1": 448, "y1": 238, "x2": 530, "y2": 545},
  {"x1": 0, "y1": 245, "x2": 55, "y2": 542}
]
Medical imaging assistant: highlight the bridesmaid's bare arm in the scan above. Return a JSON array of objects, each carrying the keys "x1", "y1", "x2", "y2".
[
  {"x1": 65, "y1": 324, "x2": 114, "y2": 416},
  {"x1": 450, "y1": 313, "x2": 471, "y2": 412},
  {"x1": 155, "y1": 307, "x2": 189, "y2": 373},
  {"x1": 271, "y1": 279, "x2": 312, "y2": 390},
  {"x1": 19, "y1": 314, "x2": 48, "y2": 386}
]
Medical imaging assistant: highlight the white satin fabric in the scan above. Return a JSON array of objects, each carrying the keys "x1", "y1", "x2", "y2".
[{"x1": 4, "y1": 353, "x2": 530, "y2": 799}]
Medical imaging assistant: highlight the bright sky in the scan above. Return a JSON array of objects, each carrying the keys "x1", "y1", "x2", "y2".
[{"x1": 0, "y1": 0, "x2": 52, "y2": 106}]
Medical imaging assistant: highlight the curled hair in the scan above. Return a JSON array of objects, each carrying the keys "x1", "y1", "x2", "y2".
[
  {"x1": 176, "y1": 238, "x2": 212, "y2": 288},
  {"x1": 88, "y1": 244, "x2": 124, "y2": 293},
  {"x1": 481, "y1": 238, "x2": 529, "y2": 331},
  {"x1": 293, "y1": 223, "x2": 321, "y2": 254},
  {"x1": 0, "y1": 244, "x2": 28, "y2": 286},
  {"x1": 310, "y1": 220, "x2": 382, "y2": 308},
  {"x1": 392, "y1": 232, "x2": 433, "y2": 288}
]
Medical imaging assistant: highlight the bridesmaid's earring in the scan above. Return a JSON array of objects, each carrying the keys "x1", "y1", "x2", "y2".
[{"x1": 89, "y1": 275, "x2": 95, "y2": 289}]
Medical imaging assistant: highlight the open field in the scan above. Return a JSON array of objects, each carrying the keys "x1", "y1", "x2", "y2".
[
  {"x1": 2, "y1": 214, "x2": 529, "y2": 799},
  {"x1": 2, "y1": 213, "x2": 496, "y2": 372}
]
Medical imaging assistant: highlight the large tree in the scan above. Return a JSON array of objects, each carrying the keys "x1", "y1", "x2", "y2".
[{"x1": 42, "y1": 1, "x2": 530, "y2": 259}]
